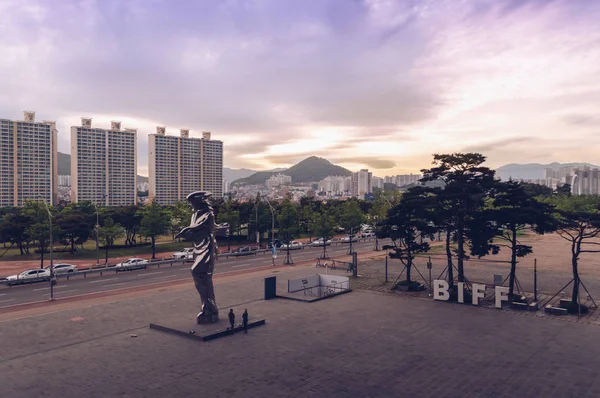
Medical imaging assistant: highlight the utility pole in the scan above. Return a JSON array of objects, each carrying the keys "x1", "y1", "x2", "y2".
[{"x1": 39, "y1": 196, "x2": 55, "y2": 301}]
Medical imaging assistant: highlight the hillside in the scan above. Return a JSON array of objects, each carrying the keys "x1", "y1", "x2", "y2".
[
  {"x1": 496, "y1": 162, "x2": 600, "y2": 181},
  {"x1": 232, "y1": 156, "x2": 352, "y2": 185}
]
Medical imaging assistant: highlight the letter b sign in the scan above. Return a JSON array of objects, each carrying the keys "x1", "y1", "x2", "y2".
[{"x1": 434, "y1": 280, "x2": 449, "y2": 301}]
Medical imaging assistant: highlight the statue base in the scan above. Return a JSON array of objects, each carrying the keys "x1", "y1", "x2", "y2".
[{"x1": 197, "y1": 313, "x2": 219, "y2": 324}]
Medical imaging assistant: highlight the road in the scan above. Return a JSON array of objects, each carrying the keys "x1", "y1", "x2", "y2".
[{"x1": 0, "y1": 239, "x2": 383, "y2": 309}]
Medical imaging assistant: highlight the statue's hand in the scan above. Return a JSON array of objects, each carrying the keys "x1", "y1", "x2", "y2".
[{"x1": 175, "y1": 227, "x2": 190, "y2": 240}]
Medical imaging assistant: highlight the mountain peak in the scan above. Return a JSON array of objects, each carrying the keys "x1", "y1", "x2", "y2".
[{"x1": 232, "y1": 156, "x2": 351, "y2": 185}]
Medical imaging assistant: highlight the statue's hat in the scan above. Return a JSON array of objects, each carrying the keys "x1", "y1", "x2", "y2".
[{"x1": 186, "y1": 191, "x2": 212, "y2": 204}]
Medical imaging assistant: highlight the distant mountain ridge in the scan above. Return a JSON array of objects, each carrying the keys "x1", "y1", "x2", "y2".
[
  {"x1": 232, "y1": 156, "x2": 352, "y2": 185},
  {"x1": 496, "y1": 162, "x2": 600, "y2": 181}
]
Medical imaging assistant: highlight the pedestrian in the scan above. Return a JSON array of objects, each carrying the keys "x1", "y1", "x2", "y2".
[
  {"x1": 228, "y1": 309, "x2": 235, "y2": 330},
  {"x1": 242, "y1": 309, "x2": 249, "y2": 333}
]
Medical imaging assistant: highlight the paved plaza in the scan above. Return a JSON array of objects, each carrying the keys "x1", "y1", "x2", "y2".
[{"x1": 1, "y1": 265, "x2": 600, "y2": 398}]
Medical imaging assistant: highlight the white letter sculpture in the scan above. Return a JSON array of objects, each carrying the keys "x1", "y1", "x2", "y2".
[{"x1": 434, "y1": 280, "x2": 450, "y2": 301}]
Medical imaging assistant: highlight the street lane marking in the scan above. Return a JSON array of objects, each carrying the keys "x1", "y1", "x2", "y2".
[
  {"x1": 33, "y1": 285, "x2": 69, "y2": 291},
  {"x1": 232, "y1": 263, "x2": 252, "y2": 268},
  {"x1": 0, "y1": 299, "x2": 15, "y2": 304},
  {"x1": 0, "y1": 293, "x2": 5, "y2": 296},
  {"x1": 102, "y1": 282, "x2": 128, "y2": 288},
  {"x1": 137, "y1": 272, "x2": 163, "y2": 277},
  {"x1": 89, "y1": 278, "x2": 118, "y2": 284},
  {"x1": 44, "y1": 289, "x2": 78, "y2": 296}
]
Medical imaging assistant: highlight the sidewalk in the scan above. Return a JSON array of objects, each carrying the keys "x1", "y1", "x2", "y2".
[{"x1": 3, "y1": 263, "x2": 600, "y2": 397}]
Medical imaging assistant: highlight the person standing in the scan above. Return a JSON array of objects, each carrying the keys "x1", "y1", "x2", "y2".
[
  {"x1": 242, "y1": 309, "x2": 249, "y2": 333},
  {"x1": 228, "y1": 309, "x2": 235, "y2": 330}
]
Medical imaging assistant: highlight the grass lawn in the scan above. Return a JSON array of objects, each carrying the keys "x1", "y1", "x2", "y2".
[{"x1": 0, "y1": 235, "x2": 190, "y2": 262}]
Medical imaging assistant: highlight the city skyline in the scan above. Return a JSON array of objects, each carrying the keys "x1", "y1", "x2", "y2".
[{"x1": 1, "y1": 0, "x2": 599, "y2": 176}]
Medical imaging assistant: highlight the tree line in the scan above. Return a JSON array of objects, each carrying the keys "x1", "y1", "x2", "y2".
[{"x1": 376, "y1": 153, "x2": 600, "y2": 314}]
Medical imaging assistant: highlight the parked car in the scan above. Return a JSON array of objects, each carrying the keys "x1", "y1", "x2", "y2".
[
  {"x1": 340, "y1": 235, "x2": 357, "y2": 243},
  {"x1": 115, "y1": 258, "x2": 148, "y2": 272},
  {"x1": 361, "y1": 231, "x2": 375, "y2": 238},
  {"x1": 231, "y1": 247, "x2": 254, "y2": 256},
  {"x1": 45, "y1": 263, "x2": 78, "y2": 274},
  {"x1": 172, "y1": 248, "x2": 194, "y2": 260},
  {"x1": 311, "y1": 238, "x2": 332, "y2": 247},
  {"x1": 282, "y1": 241, "x2": 303, "y2": 250},
  {"x1": 5, "y1": 269, "x2": 51, "y2": 286}
]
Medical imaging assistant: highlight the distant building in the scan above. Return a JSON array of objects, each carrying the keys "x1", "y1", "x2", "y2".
[
  {"x1": 58, "y1": 175, "x2": 71, "y2": 187},
  {"x1": 265, "y1": 174, "x2": 292, "y2": 189},
  {"x1": 318, "y1": 175, "x2": 351, "y2": 196},
  {"x1": 71, "y1": 119, "x2": 137, "y2": 206},
  {"x1": 352, "y1": 169, "x2": 372, "y2": 198},
  {"x1": 148, "y1": 128, "x2": 223, "y2": 205},
  {"x1": 372, "y1": 176, "x2": 384, "y2": 190},
  {"x1": 571, "y1": 167, "x2": 600, "y2": 195},
  {"x1": 384, "y1": 174, "x2": 421, "y2": 187},
  {"x1": 0, "y1": 111, "x2": 58, "y2": 207}
]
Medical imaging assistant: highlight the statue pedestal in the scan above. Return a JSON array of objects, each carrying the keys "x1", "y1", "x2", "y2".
[{"x1": 197, "y1": 313, "x2": 219, "y2": 324}]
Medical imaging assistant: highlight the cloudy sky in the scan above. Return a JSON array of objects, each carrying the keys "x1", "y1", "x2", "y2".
[{"x1": 1, "y1": 0, "x2": 599, "y2": 176}]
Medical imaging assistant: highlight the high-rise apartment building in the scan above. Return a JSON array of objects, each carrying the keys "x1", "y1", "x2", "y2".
[
  {"x1": 149, "y1": 128, "x2": 223, "y2": 205},
  {"x1": 0, "y1": 111, "x2": 57, "y2": 207},
  {"x1": 351, "y1": 169, "x2": 372, "y2": 198},
  {"x1": 71, "y1": 119, "x2": 137, "y2": 206},
  {"x1": 571, "y1": 167, "x2": 600, "y2": 195}
]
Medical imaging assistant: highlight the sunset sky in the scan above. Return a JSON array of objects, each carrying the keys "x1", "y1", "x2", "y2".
[{"x1": 1, "y1": 0, "x2": 599, "y2": 176}]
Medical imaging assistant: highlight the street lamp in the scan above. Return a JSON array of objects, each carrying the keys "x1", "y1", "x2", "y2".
[
  {"x1": 260, "y1": 194, "x2": 276, "y2": 264},
  {"x1": 94, "y1": 194, "x2": 107, "y2": 266},
  {"x1": 38, "y1": 195, "x2": 55, "y2": 301}
]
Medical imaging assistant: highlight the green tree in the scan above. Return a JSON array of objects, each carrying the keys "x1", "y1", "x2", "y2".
[
  {"x1": 339, "y1": 199, "x2": 365, "y2": 254},
  {"x1": 22, "y1": 201, "x2": 61, "y2": 268},
  {"x1": 298, "y1": 197, "x2": 315, "y2": 242},
  {"x1": 137, "y1": 201, "x2": 170, "y2": 259},
  {"x1": 277, "y1": 199, "x2": 299, "y2": 264},
  {"x1": 99, "y1": 217, "x2": 125, "y2": 264},
  {"x1": 0, "y1": 210, "x2": 30, "y2": 255},
  {"x1": 56, "y1": 204, "x2": 94, "y2": 252},
  {"x1": 169, "y1": 201, "x2": 192, "y2": 241},
  {"x1": 379, "y1": 186, "x2": 436, "y2": 288},
  {"x1": 370, "y1": 191, "x2": 393, "y2": 251},
  {"x1": 543, "y1": 195, "x2": 600, "y2": 313},
  {"x1": 484, "y1": 181, "x2": 557, "y2": 299},
  {"x1": 555, "y1": 183, "x2": 572, "y2": 196},
  {"x1": 217, "y1": 200, "x2": 240, "y2": 251},
  {"x1": 520, "y1": 182, "x2": 553, "y2": 198},
  {"x1": 309, "y1": 207, "x2": 336, "y2": 259},
  {"x1": 113, "y1": 205, "x2": 142, "y2": 246},
  {"x1": 420, "y1": 153, "x2": 497, "y2": 283}
]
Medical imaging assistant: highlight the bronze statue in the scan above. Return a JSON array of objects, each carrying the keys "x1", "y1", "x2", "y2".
[{"x1": 176, "y1": 191, "x2": 220, "y2": 324}]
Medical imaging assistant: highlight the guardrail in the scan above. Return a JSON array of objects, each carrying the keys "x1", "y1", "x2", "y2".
[
  {"x1": 0, "y1": 237, "x2": 381, "y2": 287},
  {"x1": 0, "y1": 257, "x2": 190, "y2": 287}
]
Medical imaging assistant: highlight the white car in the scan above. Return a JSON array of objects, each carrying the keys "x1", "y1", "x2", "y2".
[
  {"x1": 340, "y1": 235, "x2": 357, "y2": 243},
  {"x1": 311, "y1": 238, "x2": 332, "y2": 247},
  {"x1": 172, "y1": 248, "x2": 194, "y2": 260},
  {"x1": 5, "y1": 269, "x2": 51, "y2": 286},
  {"x1": 361, "y1": 231, "x2": 375, "y2": 238},
  {"x1": 115, "y1": 258, "x2": 148, "y2": 272},
  {"x1": 46, "y1": 263, "x2": 78, "y2": 274},
  {"x1": 282, "y1": 241, "x2": 303, "y2": 250}
]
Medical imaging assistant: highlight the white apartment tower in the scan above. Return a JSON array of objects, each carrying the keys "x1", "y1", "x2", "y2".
[
  {"x1": 351, "y1": 169, "x2": 372, "y2": 198},
  {"x1": 149, "y1": 128, "x2": 223, "y2": 205},
  {"x1": 71, "y1": 119, "x2": 137, "y2": 206},
  {"x1": 0, "y1": 111, "x2": 57, "y2": 207}
]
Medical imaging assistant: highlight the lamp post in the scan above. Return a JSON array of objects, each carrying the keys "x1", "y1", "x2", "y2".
[
  {"x1": 39, "y1": 196, "x2": 55, "y2": 301},
  {"x1": 94, "y1": 194, "x2": 107, "y2": 266},
  {"x1": 261, "y1": 194, "x2": 276, "y2": 264}
]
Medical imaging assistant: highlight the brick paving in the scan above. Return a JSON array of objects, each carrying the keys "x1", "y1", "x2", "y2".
[{"x1": 2, "y1": 265, "x2": 600, "y2": 397}]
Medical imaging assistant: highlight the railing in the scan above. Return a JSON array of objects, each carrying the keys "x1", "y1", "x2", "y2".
[
  {"x1": 0, "y1": 257, "x2": 190, "y2": 287},
  {"x1": 301, "y1": 280, "x2": 350, "y2": 297}
]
